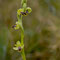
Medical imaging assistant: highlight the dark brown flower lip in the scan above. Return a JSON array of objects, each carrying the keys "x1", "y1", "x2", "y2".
[
  {"x1": 12, "y1": 25, "x2": 16, "y2": 28},
  {"x1": 21, "y1": 12, "x2": 26, "y2": 15},
  {"x1": 21, "y1": 10, "x2": 28, "y2": 16},
  {"x1": 18, "y1": 47, "x2": 21, "y2": 51}
]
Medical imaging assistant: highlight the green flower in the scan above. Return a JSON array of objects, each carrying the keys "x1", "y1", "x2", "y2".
[
  {"x1": 17, "y1": 7, "x2": 32, "y2": 16},
  {"x1": 13, "y1": 41, "x2": 24, "y2": 51},
  {"x1": 12, "y1": 21, "x2": 22, "y2": 30},
  {"x1": 26, "y1": 7, "x2": 32, "y2": 13}
]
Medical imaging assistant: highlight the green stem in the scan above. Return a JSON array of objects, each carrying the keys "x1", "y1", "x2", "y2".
[
  {"x1": 21, "y1": 29, "x2": 24, "y2": 44},
  {"x1": 20, "y1": 13, "x2": 26, "y2": 60},
  {"x1": 17, "y1": 12, "x2": 26, "y2": 60},
  {"x1": 21, "y1": 29, "x2": 26, "y2": 60},
  {"x1": 17, "y1": 0, "x2": 27, "y2": 60},
  {"x1": 21, "y1": 48, "x2": 26, "y2": 60}
]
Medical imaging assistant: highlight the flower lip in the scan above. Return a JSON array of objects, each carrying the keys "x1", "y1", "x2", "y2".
[
  {"x1": 21, "y1": 12, "x2": 27, "y2": 15},
  {"x1": 18, "y1": 47, "x2": 21, "y2": 51},
  {"x1": 12, "y1": 25, "x2": 16, "y2": 28}
]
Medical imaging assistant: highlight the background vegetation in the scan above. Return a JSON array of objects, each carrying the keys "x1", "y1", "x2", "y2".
[{"x1": 0, "y1": 0, "x2": 60, "y2": 60}]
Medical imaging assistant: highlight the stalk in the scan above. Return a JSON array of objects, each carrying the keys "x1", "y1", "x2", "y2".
[
  {"x1": 20, "y1": 0, "x2": 27, "y2": 60},
  {"x1": 13, "y1": 0, "x2": 32, "y2": 60},
  {"x1": 20, "y1": 16, "x2": 26, "y2": 60}
]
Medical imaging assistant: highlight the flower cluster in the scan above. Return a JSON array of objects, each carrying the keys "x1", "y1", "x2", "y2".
[
  {"x1": 13, "y1": 7, "x2": 32, "y2": 53},
  {"x1": 12, "y1": 0, "x2": 32, "y2": 59},
  {"x1": 13, "y1": 41, "x2": 24, "y2": 52},
  {"x1": 12, "y1": 7, "x2": 32, "y2": 30}
]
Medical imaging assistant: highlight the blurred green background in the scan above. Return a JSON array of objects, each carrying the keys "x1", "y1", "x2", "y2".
[{"x1": 0, "y1": 0, "x2": 60, "y2": 60}]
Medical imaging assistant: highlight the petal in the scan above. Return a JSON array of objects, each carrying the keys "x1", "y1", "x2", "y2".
[
  {"x1": 13, "y1": 47, "x2": 18, "y2": 50},
  {"x1": 17, "y1": 8, "x2": 23, "y2": 15}
]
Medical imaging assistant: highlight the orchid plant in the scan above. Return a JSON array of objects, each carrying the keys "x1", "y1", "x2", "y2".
[{"x1": 12, "y1": 0, "x2": 32, "y2": 60}]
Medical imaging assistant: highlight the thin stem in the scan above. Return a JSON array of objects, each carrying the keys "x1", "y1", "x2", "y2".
[
  {"x1": 21, "y1": 48, "x2": 26, "y2": 60},
  {"x1": 20, "y1": 19, "x2": 26, "y2": 60},
  {"x1": 17, "y1": 0, "x2": 27, "y2": 60},
  {"x1": 20, "y1": 15, "x2": 24, "y2": 44},
  {"x1": 21, "y1": 29, "x2": 24, "y2": 44},
  {"x1": 20, "y1": 11, "x2": 26, "y2": 60},
  {"x1": 21, "y1": 28, "x2": 26, "y2": 60},
  {"x1": 17, "y1": 11, "x2": 26, "y2": 60}
]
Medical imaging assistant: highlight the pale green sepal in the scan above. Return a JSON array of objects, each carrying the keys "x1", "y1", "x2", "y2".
[
  {"x1": 26, "y1": 7, "x2": 32, "y2": 13},
  {"x1": 13, "y1": 47, "x2": 18, "y2": 50},
  {"x1": 17, "y1": 8, "x2": 23, "y2": 15}
]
